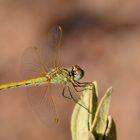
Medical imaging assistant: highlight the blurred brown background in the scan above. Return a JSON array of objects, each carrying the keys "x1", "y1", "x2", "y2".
[{"x1": 0, "y1": 0, "x2": 140, "y2": 140}]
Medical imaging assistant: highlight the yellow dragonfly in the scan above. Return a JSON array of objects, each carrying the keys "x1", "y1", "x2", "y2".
[{"x1": 0, "y1": 26, "x2": 89, "y2": 125}]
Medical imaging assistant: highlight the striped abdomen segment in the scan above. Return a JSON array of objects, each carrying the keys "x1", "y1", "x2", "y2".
[
  {"x1": 0, "y1": 67, "x2": 70, "y2": 91},
  {"x1": 0, "y1": 77, "x2": 48, "y2": 90}
]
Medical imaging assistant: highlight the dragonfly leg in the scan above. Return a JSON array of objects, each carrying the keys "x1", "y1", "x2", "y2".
[
  {"x1": 73, "y1": 81, "x2": 93, "y2": 92},
  {"x1": 72, "y1": 83, "x2": 86, "y2": 92},
  {"x1": 67, "y1": 86, "x2": 89, "y2": 112},
  {"x1": 68, "y1": 86, "x2": 78, "y2": 102},
  {"x1": 71, "y1": 81, "x2": 89, "y2": 92},
  {"x1": 75, "y1": 81, "x2": 91, "y2": 87},
  {"x1": 62, "y1": 84, "x2": 71, "y2": 100}
]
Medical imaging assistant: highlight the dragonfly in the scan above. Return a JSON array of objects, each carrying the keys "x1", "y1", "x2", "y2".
[{"x1": 0, "y1": 26, "x2": 89, "y2": 125}]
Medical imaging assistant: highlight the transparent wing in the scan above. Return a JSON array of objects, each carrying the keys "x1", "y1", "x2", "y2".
[
  {"x1": 21, "y1": 25, "x2": 63, "y2": 79},
  {"x1": 21, "y1": 46, "x2": 48, "y2": 79},
  {"x1": 21, "y1": 25, "x2": 63, "y2": 125},
  {"x1": 27, "y1": 85, "x2": 59, "y2": 126},
  {"x1": 46, "y1": 25, "x2": 63, "y2": 67}
]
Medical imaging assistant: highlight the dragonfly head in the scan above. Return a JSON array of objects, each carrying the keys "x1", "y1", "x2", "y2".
[{"x1": 71, "y1": 65, "x2": 85, "y2": 81}]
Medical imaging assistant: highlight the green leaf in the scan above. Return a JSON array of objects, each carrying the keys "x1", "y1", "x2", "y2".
[
  {"x1": 80, "y1": 131, "x2": 95, "y2": 140},
  {"x1": 71, "y1": 82, "x2": 98, "y2": 140},
  {"x1": 71, "y1": 82, "x2": 116, "y2": 140},
  {"x1": 104, "y1": 116, "x2": 117, "y2": 140},
  {"x1": 91, "y1": 87, "x2": 112, "y2": 140}
]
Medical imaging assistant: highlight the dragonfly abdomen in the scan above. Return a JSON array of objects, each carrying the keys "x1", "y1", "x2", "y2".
[
  {"x1": 0, "y1": 68, "x2": 71, "y2": 91},
  {"x1": 0, "y1": 77, "x2": 48, "y2": 90}
]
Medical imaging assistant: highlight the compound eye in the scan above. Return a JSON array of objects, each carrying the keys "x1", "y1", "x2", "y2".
[{"x1": 72, "y1": 65, "x2": 84, "y2": 81}]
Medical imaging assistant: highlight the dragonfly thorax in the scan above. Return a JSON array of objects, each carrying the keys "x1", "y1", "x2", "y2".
[{"x1": 71, "y1": 65, "x2": 85, "y2": 81}]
